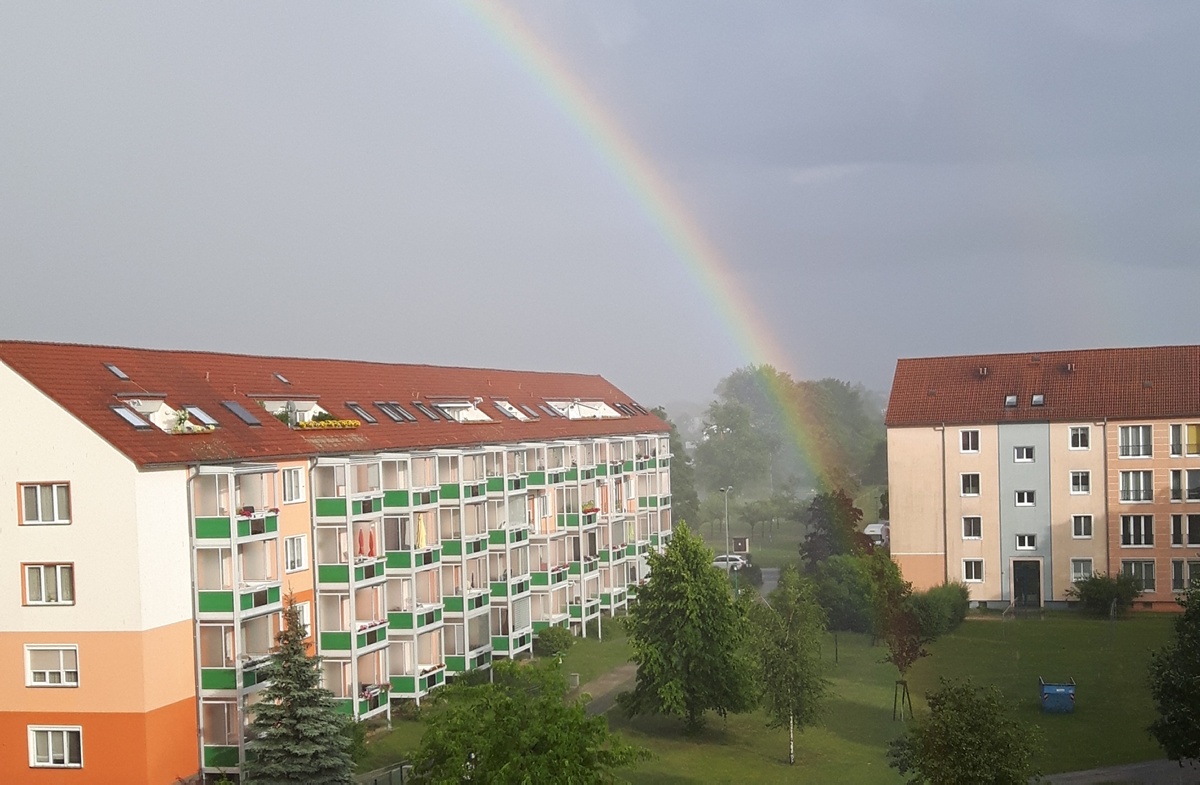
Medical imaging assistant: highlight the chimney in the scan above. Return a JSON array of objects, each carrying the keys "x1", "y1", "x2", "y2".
[{"x1": 978, "y1": 366, "x2": 989, "y2": 378}]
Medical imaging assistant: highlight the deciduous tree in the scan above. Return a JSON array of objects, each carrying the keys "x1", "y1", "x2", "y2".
[
  {"x1": 653, "y1": 407, "x2": 700, "y2": 527},
  {"x1": 799, "y1": 489, "x2": 867, "y2": 571},
  {"x1": 749, "y1": 566, "x2": 827, "y2": 764},
  {"x1": 694, "y1": 399, "x2": 775, "y2": 494},
  {"x1": 412, "y1": 660, "x2": 648, "y2": 782},
  {"x1": 1149, "y1": 585, "x2": 1200, "y2": 764},
  {"x1": 889, "y1": 677, "x2": 1040, "y2": 785},
  {"x1": 620, "y1": 523, "x2": 757, "y2": 733},
  {"x1": 244, "y1": 596, "x2": 354, "y2": 785}
]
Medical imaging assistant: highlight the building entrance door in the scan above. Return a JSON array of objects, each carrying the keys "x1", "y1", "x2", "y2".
[{"x1": 1012, "y1": 560, "x2": 1042, "y2": 607}]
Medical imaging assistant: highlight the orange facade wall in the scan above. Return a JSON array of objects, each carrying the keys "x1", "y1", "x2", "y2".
[
  {"x1": 0, "y1": 697, "x2": 198, "y2": 785},
  {"x1": 896, "y1": 553, "x2": 946, "y2": 592}
]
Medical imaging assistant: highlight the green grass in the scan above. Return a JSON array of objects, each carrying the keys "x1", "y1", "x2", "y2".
[{"x1": 361, "y1": 613, "x2": 1176, "y2": 781}]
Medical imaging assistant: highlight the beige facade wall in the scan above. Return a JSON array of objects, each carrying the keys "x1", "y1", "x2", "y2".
[
  {"x1": 944, "y1": 425, "x2": 1003, "y2": 601},
  {"x1": 887, "y1": 427, "x2": 947, "y2": 590},
  {"x1": 1048, "y1": 421, "x2": 1108, "y2": 601}
]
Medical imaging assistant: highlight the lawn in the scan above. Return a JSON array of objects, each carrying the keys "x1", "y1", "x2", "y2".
[{"x1": 360, "y1": 612, "x2": 1176, "y2": 781}]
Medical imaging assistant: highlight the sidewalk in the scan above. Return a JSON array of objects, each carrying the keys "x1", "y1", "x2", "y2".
[
  {"x1": 1043, "y1": 759, "x2": 1199, "y2": 784},
  {"x1": 569, "y1": 661, "x2": 637, "y2": 716}
]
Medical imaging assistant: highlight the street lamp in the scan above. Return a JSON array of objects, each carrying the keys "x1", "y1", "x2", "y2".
[{"x1": 719, "y1": 486, "x2": 736, "y2": 590}]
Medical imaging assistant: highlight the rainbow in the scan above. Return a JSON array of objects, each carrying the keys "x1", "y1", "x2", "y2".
[{"x1": 460, "y1": 2, "x2": 841, "y2": 488}]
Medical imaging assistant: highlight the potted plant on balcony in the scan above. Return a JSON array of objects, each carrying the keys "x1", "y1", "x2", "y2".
[{"x1": 582, "y1": 501, "x2": 599, "y2": 514}]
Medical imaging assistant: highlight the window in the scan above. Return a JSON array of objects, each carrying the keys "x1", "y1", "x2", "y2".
[
  {"x1": 282, "y1": 468, "x2": 305, "y2": 504},
  {"x1": 1031, "y1": 394, "x2": 1045, "y2": 406},
  {"x1": 344, "y1": 402, "x2": 377, "y2": 424},
  {"x1": 1004, "y1": 395, "x2": 1017, "y2": 407},
  {"x1": 1171, "y1": 424, "x2": 1200, "y2": 457},
  {"x1": 1119, "y1": 470, "x2": 1153, "y2": 502},
  {"x1": 1171, "y1": 514, "x2": 1200, "y2": 547},
  {"x1": 183, "y1": 406, "x2": 218, "y2": 427},
  {"x1": 961, "y1": 474, "x2": 980, "y2": 496},
  {"x1": 1120, "y1": 515, "x2": 1154, "y2": 547},
  {"x1": 24, "y1": 564, "x2": 74, "y2": 605},
  {"x1": 962, "y1": 516, "x2": 982, "y2": 539},
  {"x1": 1070, "y1": 471, "x2": 1090, "y2": 495},
  {"x1": 1071, "y1": 559, "x2": 1093, "y2": 583},
  {"x1": 1014, "y1": 446, "x2": 1034, "y2": 462},
  {"x1": 111, "y1": 405, "x2": 151, "y2": 429},
  {"x1": 222, "y1": 400, "x2": 261, "y2": 426},
  {"x1": 1069, "y1": 426, "x2": 1090, "y2": 450},
  {"x1": 20, "y1": 484, "x2": 71, "y2": 525},
  {"x1": 963, "y1": 560, "x2": 983, "y2": 582},
  {"x1": 411, "y1": 402, "x2": 440, "y2": 421},
  {"x1": 1016, "y1": 534, "x2": 1036, "y2": 550},
  {"x1": 1072, "y1": 514, "x2": 1094, "y2": 539},
  {"x1": 1171, "y1": 560, "x2": 1200, "y2": 591},
  {"x1": 284, "y1": 535, "x2": 308, "y2": 573},
  {"x1": 1172, "y1": 469, "x2": 1183, "y2": 501},
  {"x1": 25, "y1": 646, "x2": 78, "y2": 687},
  {"x1": 1119, "y1": 425, "x2": 1152, "y2": 457},
  {"x1": 376, "y1": 401, "x2": 417, "y2": 423},
  {"x1": 1121, "y1": 560, "x2": 1156, "y2": 592},
  {"x1": 960, "y1": 430, "x2": 980, "y2": 453},
  {"x1": 1189, "y1": 470, "x2": 1200, "y2": 501},
  {"x1": 292, "y1": 601, "x2": 312, "y2": 635},
  {"x1": 28, "y1": 727, "x2": 82, "y2": 767},
  {"x1": 1016, "y1": 490, "x2": 1036, "y2": 506},
  {"x1": 104, "y1": 362, "x2": 129, "y2": 380}
]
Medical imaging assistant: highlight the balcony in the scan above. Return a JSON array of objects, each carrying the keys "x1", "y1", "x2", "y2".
[
  {"x1": 320, "y1": 619, "x2": 389, "y2": 654},
  {"x1": 195, "y1": 512, "x2": 280, "y2": 541},
  {"x1": 490, "y1": 573, "x2": 531, "y2": 599},
  {"x1": 525, "y1": 471, "x2": 547, "y2": 487},
  {"x1": 569, "y1": 597, "x2": 602, "y2": 619},
  {"x1": 599, "y1": 544, "x2": 627, "y2": 563},
  {"x1": 443, "y1": 590, "x2": 489, "y2": 614},
  {"x1": 391, "y1": 664, "x2": 445, "y2": 697},
  {"x1": 383, "y1": 489, "x2": 409, "y2": 509},
  {"x1": 442, "y1": 533, "x2": 489, "y2": 557},
  {"x1": 445, "y1": 647, "x2": 492, "y2": 674},
  {"x1": 532, "y1": 564, "x2": 570, "y2": 587},
  {"x1": 317, "y1": 556, "x2": 388, "y2": 587},
  {"x1": 491, "y1": 629, "x2": 533, "y2": 655},
  {"x1": 388, "y1": 603, "x2": 444, "y2": 633},
  {"x1": 203, "y1": 745, "x2": 240, "y2": 769},
  {"x1": 386, "y1": 547, "x2": 440, "y2": 571},
  {"x1": 198, "y1": 582, "x2": 282, "y2": 616},
  {"x1": 626, "y1": 541, "x2": 650, "y2": 558},
  {"x1": 488, "y1": 525, "x2": 529, "y2": 547},
  {"x1": 440, "y1": 481, "x2": 485, "y2": 501},
  {"x1": 569, "y1": 557, "x2": 600, "y2": 576},
  {"x1": 199, "y1": 653, "x2": 271, "y2": 692},
  {"x1": 601, "y1": 588, "x2": 627, "y2": 609},
  {"x1": 333, "y1": 683, "x2": 391, "y2": 718}
]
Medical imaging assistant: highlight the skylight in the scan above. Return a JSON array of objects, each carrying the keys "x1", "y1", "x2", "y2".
[
  {"x1": 630, "y1": 402, "x2": 649, "y2": 415},
  {"x1": 375, "y1": 401, "x2": 411, "y2": 422},
  {"x1": 274, "y1": 372, "x2": 290, "y2": 385},
  {"x1": 519, "y1": 404, "x2": 541, "y2": 419},
  {"x1": 111, "y1": 405, "x2": 151, "y2": 429},
  {"x1": 546, "y1": 400, "x2": 622, "y2": 420},
  {"x1": 1004, "y1": 395, "x2": 1018, "y2": 408},
  {"x1": 345, "y1": 402, "x2": 377, "y2": 424},
  {"x1": 184, "y1": 405, "x2": 218, "y2": 427},
  {"x1": 1031, "y1": 394, "x2": 1045, "y2": 406},
  {"x1": 537, "y1": 404, "x2": 559, "y2": 418},
  {"x1": 412, "y1": 402, "x2": 440, "y2": 421},
  {"x1": 222, "y1": 400, "x2": 262, "y2": 426},
  {"x1": 493, "y1": 400, "x2": 530, "y2": 421},
  {"x1": 104, "y1": 363, "x2": 130, "y2": 380},
  {"x1": 433, "y1": 401, "x2": 492, "y2": 423}
]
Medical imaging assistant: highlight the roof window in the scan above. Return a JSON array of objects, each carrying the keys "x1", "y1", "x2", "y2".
[
  {"x1": 345, "y1": 402, "x2": 377, "y2": 424},
  {"x1": 222, "y1": 400, "x2": 262, "y2": 426},
  {"x1": 1031, "y1": 394, "x2": 1045, "y2": 406},
  {"x1": 104, "y1": 363, "x2": 130, "y2": 380},
  {"x1": 433, "y1": 401, "x2": 492, "y2": 423},
  {"x1": 111, "y1": 405, "x2": 151, "y2": 429},
  {"x1": 375, "y1": 401, "x2": 414, "y2": 422},
  {"x1": 519, "y1": 404, "x2": 541, "y2": 419},
  {"x1": 412, "y1": 402, "x2": 440, "y2": 421},
  {"x1": 184, "y1": 405, "x2": 219, "y2": 427},
  {"x1": 273, "y1": 372, "x2": 290, "y2": 385},
  {"x1": 493, "y1": 400, "x2": 529, "y2": 421},
  {"x1": 537, "y1": 404, "x2": 560, "y2": 418},
  {"x1": 1004, "y1": 395, "x2": 1018, "y2": 408},
  {"x1": 546, "y1": 400, "x2": 622, "y2": 420}
]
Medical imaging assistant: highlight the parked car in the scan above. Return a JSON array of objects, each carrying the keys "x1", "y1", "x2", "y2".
[{"x1": 712, "y1": 554, "x2": 748, "y2": 571}]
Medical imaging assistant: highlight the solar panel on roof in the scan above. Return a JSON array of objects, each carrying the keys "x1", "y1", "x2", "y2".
[{"x1": 222, "y1": 400, "x2": 262, "y2": 426}]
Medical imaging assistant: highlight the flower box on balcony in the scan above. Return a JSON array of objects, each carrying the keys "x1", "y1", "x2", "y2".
[{"x1": 296, "y1": 419, "x2": 362, "y2": 430}]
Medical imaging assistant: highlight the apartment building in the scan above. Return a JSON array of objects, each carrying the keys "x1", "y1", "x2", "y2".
[
  {"x1": 887, "y1": 346, "x2": 1200, "y2": 611},
  {"x1": 0, "y1": 341, "x2": 672, "y2": 784}
]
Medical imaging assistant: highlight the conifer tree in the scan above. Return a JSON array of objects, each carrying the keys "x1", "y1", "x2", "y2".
[{"x1": 243, "y1": 595, "x2": 354, "y2": 785}]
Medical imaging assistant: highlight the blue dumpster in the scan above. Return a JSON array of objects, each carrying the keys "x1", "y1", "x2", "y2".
[{"x1": 1039, "y1": 677, "x2": 1076, "y2": 713}]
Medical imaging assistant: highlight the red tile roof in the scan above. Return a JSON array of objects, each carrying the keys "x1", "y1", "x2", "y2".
[
  {"x1": 886, "y1": 346, "x2": 1200, "y2": 428},
  {"x1": 0, "y1": 341, "x2": 667, "y2": 468}
]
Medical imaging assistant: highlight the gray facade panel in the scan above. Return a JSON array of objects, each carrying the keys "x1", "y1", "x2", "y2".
[{"x1": 997, "y1": 422, "x2": 1053, "y2": 603}]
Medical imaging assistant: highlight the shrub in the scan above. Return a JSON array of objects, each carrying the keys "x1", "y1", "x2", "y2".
[
  {"x1": 813, "y1": 554, "x2": 875, "y2": 632},
  {"x1": 739, "y1": 562, "x2": 763, "y2": 588},
  {"x1": 341, "y1": 719, "x2": 367, "y2": 766},
  {"x1": 534, "y1": 625, "x2": 576, "y2": 658},
  {"x1": 905, "y1": 582, "x2": 970, "y2": 640},
  {"x1": 1067, "y1": 572, "x2": 1143, "y2": 617}
]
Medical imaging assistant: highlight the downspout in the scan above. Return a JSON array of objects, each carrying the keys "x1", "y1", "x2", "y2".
[
  {"x1": 940, "y1": 424, "x2": 949, "y2": 585},
  {"x1": 1102, "y1": 417, "x2": 1109, "y2": 579},
  {"x1": 185, "y1": 466, "x2": 205, "y2": 780}
]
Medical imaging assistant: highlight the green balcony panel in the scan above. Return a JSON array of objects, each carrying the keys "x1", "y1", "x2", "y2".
[
  {"x1": 596, "y1": 464, "x2": 608, "y2": 477},
  {"x1": 508, "y1": 476, "x2": 526, "y2": 491},
  {"x1": 198, "y1": 590, "x2": 234, "y2": 613},
  {"x1": 490, "y1": 582, "x2": 507, "y2": 599},
  {"x1": 387, "y1": 551, "x2": 410, "y2": 570},
  {"x1": 195, "y1": 516, "x2": 231, "y2": 539},
  {"x1": 242, "y1": 667, "x2": 267, "y2": 689},
  {"x1": 526, "y1": 471, "x2": 546, "y2": 486},
  {"x1": 488, "y1": 530, "x2": 504, "y2": 546},
  {"x1": 444, "y1": 596, "x2": 464, "y2": 613},
  {"x1": 565, "y1": 468, "x2": 578, "y2": 482},
  {"x1": 391, "y1": 675, "x2": 416, "y2": 693},
  {"x1": 487, "y1": 476, "x2": 505, "y2": 493},
  {"x1": 384, "y1": 489, "x2": 409, "y2": 508},
  {"x1": 318, "y1": 564, "x2": 350, "y2": 583},
  {"x1": 445, "y1": 655, "x2": 466, "y2": 672},
  {"x1": 355, "y1": 560, "x2": 386, "y2": 582},
  {"x1": 315, "y1": 497, "x2": 347, "y2": 518},
  {"x1": 204, "y1": 746, "x2": 240, "y2": 769},
  {"x1": 321, "y1": 631, "x2": 352, "y2": 650},
  {"x1": 647, "y1": 458, "x2": 657, "y2": 469},
  {"x1": 200, "y1": 667, "x2": 237, "y2": 690},
  {"x1": 240, "y1": 586, "x2": 280, "y2": 611},
  {"x1": 389, "y1": 611, "x2": 415, "y2": 630},
  {"x1": 236, "y1": 516, "x2": 278, "y2": 538},
  {"x1": 333, "y1": 697, "x2": 353, "y2": 716},
  {"x1": 491, "y1": 636, "x2": 509, "y2": 652},
  {"x1": 623, "y1": 461, "x2": 634, "y2": 472},
  {"x1": 440, "y1": 483, "x2": 461, "y2": 500}
]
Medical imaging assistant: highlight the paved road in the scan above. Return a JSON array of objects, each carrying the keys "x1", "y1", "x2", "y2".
[
  {"x1": 1043, "y1": 759, "x2": 1199, "y2": 784},
  {"x1": 760, "y1": 566, "x2": 780, "y2": 595}
]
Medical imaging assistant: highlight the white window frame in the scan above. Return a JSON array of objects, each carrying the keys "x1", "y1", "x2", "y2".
[
  {"x1": 1072, "y1": 514, "x2": 1093, "y2": 539},
  {"x1": 24, "y1": 645, "x2": 79, "y2": 688},
  {"x1": 28, "y1": 726, "x2": 82, "y2": 768},
  {"x1": 1070, "y1": 471, "x2": 1091, "y2": 495},
  {"x1": 1171, "y1": 514, "x2": 1200, "y2": 548},
  {"x1": 293, "y1": 601, "x2": 312, "y2": 635},
  {"x1": 1069, "y1": 426, "x2": 1090, "y2": 450},
  {"x1": 20, "y1": 483, "x2": 71, "y2": 525},
  {"x1": 1171, "y1": 559, "x2": 1200, "y2": 592},
  {"x1": 284, "y1": 534, "x2": 308, "y2": 573},
  {"x1": 1014, "y1": 446, "x2": 1034, "y2": 462},
  {"x1": 23, "y1": 564, "x2": 75, "y2": 605},
  {"x1": 1119, "y1": 470, "x2": 1153, "y2": 502},
  {"x1": 281, "y1": 467, "x2": 305, "y2": 504},
  {"x1": 1016, "y1": 534, "x2": 1036, "y2": 550},
  {"x1": 960, "y1": 429, "x2": 980, "y2": 453},
  {"x1": 962, "y1": 516, "x2": 982, "y2": 540},
  {"x1": 961, "y1": 473, "x2": 980, "y2": 497},
  {"x1": 1071, "y1": 558, "x2": 1093, "y2": 583},
  {"x1": 1119, "y1": 425, "x2": 1152, "y2": 458},
  {"x1": 1015, "y1": 490, "x2": 1036, "y2": 507},
  {"x1": 1121, "y1": 515, "x2": 1154, "y2": 547},
  {"x1": 963, "y1": 559, "x2": 983, "y2": 582},
  {"x1": 1121, "y1": 559, "x2": 1156, "y2": 592}
]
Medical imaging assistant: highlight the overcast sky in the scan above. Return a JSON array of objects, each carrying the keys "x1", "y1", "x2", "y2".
[{"x1": 3, "y1": 2, "x2": 1198, "y2": 408}]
